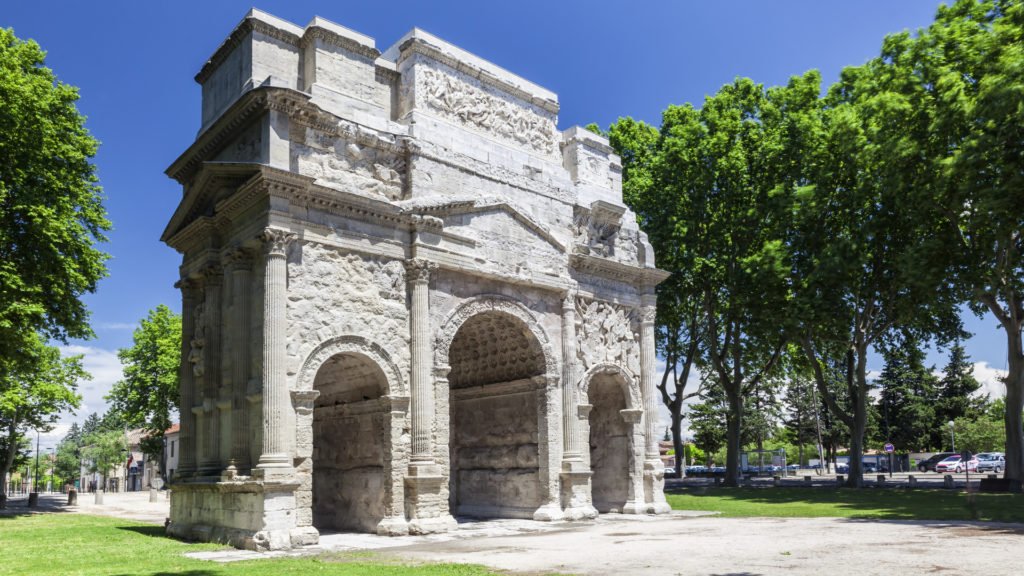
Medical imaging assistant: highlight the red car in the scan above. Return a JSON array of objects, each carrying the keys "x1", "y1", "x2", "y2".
[{"x1": 935, "y1": 455, "x2": 978, "y2": 473}]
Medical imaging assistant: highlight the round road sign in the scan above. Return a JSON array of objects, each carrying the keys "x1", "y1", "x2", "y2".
[{"x1": 883, "y1": 443, "x2": 894, "y2": 453}]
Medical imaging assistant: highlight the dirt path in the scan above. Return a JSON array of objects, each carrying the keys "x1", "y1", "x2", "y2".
[{"x1": 372, "y1": 513, "x2": 1023, "y2": 576}]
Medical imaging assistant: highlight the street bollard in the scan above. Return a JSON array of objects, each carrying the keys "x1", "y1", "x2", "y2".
[
  {"x1": 149, "y1": 488, "x2": 158, "y2": 503},
  {"x1": 67, "y1": 489, "x2": 77, "y2": 506},
  {"x1": 0, "y1": 492, "x2": 6, "y2": 509},
  {"x1": 27, "y1": 492, "x2": 38, "y2": 507},
  {"x1": 877, "y1": 474, "x2": 886, "y2": 485},
  {"x1": 908, "y1": 475, "x2": 917, "y2": 487},
  {"x1": 943, "y1": 475, "x2": 954, "y2": 489},
  {"x1": 836, "y1": 475, "x2": 845, "y2": 485},
  {"x1": 773, "y1": 475, "x2": 781, "y2": 487},
  {"x1": 804, "y1": 475, "x2": 812, "y2": 485},
  {"x1": 94, "y1": 489, "x2": 104, "y2": 505}
]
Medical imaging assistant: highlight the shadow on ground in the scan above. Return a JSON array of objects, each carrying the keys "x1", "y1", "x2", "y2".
[{"x1": 117, "y1": 524, "x2": 169, "y2": 538}]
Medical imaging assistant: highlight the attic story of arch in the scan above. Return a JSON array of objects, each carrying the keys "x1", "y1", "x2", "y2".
[{"x1": 161, "y1": 9, "x2": 671, "y2": 551}]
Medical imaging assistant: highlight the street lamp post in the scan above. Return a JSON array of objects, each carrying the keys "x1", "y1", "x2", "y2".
[{"x1": 948, "y1": 420, "x2": 955, "y2": 452}]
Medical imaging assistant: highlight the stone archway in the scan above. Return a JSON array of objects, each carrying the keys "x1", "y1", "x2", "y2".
[
  {"x1": 579, "y1": 364, "x2": 644, "y2": 514},
  {"x1": 438, "y1": 297, "x2": 555, "y2": 519},
  {"x1": 311, "y1": 352, "x2": 389, "y2": 532}
]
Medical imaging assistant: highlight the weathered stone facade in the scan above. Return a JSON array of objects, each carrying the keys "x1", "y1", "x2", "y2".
[{"x1": 163, "y1": 9, "x2": 670, "y2": 551}]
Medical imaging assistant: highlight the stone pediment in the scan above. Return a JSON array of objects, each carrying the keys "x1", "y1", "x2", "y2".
[{"x1": 398, "y1": 195, "x2": 566, "y2": 255}]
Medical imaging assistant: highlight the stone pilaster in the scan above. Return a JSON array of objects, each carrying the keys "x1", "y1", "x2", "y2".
[
  {"x1": 175, "y1": 278, "x2": 200, "y2": 479},
  {"x1": 639, "y1": 299, "x2": 670, "y2": 514},
  {"x1": 255, "y1": 228, "x2": 296, "y2": 479},
  {"x1": 620, "y1": 408, "x2": 647, "y2": 514},
  {"x1": 403, "y1": 259, "x2": 455, "y2": 534},
  {"x1": 227, "y1": 249, "x2": 253, "y2": 475},
  {"x1": 559, "y1": 292, "x2": 596, "y2": 519},
  {"x1": 199, "y1": 268, "x2": 223, "y2": 475}
]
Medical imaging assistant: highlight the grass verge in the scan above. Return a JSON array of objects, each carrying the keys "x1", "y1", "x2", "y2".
[
  {"x1": 666, "y1": 486, "x2": 1024, "y2": 522},
  {"x1": 0, "y1": 513, "x2": 503, "y2": 576}
]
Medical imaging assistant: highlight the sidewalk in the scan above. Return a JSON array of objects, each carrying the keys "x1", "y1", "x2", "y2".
[{"x1": 1, "y1": 490, "x2": 170, "y2": 524}]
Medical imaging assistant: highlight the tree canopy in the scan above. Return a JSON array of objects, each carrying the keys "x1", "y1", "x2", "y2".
[
  {"x1": 0, "y1": 28, "x2": 110, "y2": 359},
  {"x1": 105, "y1": 305, "x2": 181, "y2": 460}
]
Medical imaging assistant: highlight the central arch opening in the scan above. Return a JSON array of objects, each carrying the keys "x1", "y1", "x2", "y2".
[
  {"x1": 588, "y1": 372, "x2": 630, "y2": 513},
  {"x1": 447, "y1": 311, "x2": 546, "y2": 518},
  {"x1": 312, "y1": 352, "x2": 387, "y2": 532}
]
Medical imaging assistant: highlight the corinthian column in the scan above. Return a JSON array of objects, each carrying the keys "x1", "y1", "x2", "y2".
[
  {"x1": 256, "y1": 228, "x2": 295, "y2": 477},
  {"x1": 640, "y1": 296, "x2": 670, "y2": 513},
  {"x1": 227, "y1": 248, "x2": 253, "y2": 474},
  {"x1": 175, "y1": 278, "x2": 200, "y2": 478},
  {"x1": 561, "y1": 293, "x2": 581, "y2": 462},
  {"x1": 405, "y1": 258, "x2": 438, "y2": 469},
  {"x1": 199, "y1": 268, "x2": 223, "y2": 475}
]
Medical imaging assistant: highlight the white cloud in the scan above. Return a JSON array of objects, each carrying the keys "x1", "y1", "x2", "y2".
[
  {"x1": 97, "y1": 322, "x2": 137, "y2": 331},
  {"x1": 972, "y1": 361, "x2": 1007, "y2": 399},
  {"x1": 41, "y1": 345, "x2": 125, "y2": 448}
]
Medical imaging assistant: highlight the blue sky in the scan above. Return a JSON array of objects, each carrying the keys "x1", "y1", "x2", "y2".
[{"x1": 3, "y1": 1, "x2": 1007, "y2": 447}]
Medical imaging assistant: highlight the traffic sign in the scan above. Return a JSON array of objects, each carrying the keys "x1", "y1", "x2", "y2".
[{"x1": 883, "y1": 443, "x2": 894, "y2": 453}]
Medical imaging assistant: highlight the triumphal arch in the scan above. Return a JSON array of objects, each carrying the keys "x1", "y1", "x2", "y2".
[{"x1": 162, "y1": 9, "x2": 670, "y2": 550}]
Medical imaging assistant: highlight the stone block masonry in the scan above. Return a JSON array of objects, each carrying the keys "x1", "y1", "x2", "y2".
[{"x1": 162, "y1": 8, "x2": 670, "y2": 550}]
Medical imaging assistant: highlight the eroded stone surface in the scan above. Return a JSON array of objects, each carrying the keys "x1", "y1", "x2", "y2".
[{"x1": 163, "y1": 8, "x2": 669, "y2": 551}]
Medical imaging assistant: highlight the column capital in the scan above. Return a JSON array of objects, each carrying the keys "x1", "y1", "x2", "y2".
[
  {"x1": 199, "y1": 265, "x2": 224, "y2": 286},
  {"x1": 405, "y1": 258, "x2": 437, "y2": 285},
  {"x1": 260, "y1": 228, "x2": 296, "y2": 257},
  {"x1": 639, "y1": 305, "x2": 657, "y2": 325},
  {"x1": 561, "y1": 291, "x2": 577, "y2": 311},
  {"x1": 175, "y1": 276, "x2": 203, "y2": 293},
  {"x1": 224, "y1": 246, "x2": 255, "y2": 270}
]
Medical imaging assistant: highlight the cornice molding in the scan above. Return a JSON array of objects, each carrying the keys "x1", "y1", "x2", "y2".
[
  {"x1": 195, "y1": 17, "x2": 301, "y2": 84},
  {"x1": 570, "y1": 253, "x2": 671, "y2": 287},
  {"x1": 301, "y1": 25, "x2": 380, "y2": 60}
]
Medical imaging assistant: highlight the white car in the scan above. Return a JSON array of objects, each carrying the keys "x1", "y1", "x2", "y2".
[{"x1": 976, "y1": 453, "x2": 1005, "y2": 473}]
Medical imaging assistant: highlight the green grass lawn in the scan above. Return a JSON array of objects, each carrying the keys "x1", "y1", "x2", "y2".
[
  {"x1": 0, "y1": 514, "x2": 503, "y2": 576},
  {"x1": 667, "y1": 486, "x2": 1024, "y2": 522}
]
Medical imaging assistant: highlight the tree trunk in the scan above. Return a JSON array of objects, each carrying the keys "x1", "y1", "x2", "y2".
[
  {"x1": 1004, "y1": 328, "x2": 1024, "y2": 483},
  {"x1": 846, "y1": 346, "x2": 868, "y2": 488},
  {"x1": 1, "y1": 417, "x2": 19, "y2": 497},
  {"x1": 671, "y1": 411, "x2": 684, "y2": 478},
  {"x1": 723, "y1": 387, "x2": 743, "y2": 487}
]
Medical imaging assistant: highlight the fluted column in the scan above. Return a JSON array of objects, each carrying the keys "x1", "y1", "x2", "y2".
[
  {"x1": 561, "y1": 293, "x2": 581, "y2": 463},
  {"x1": 406, "y1": 258, "x2": 438, "y2": 469},
  {"x1": 175, "y1": 278, "x2": 200, "y2": 478},
  {"x1": 256, "y1": 228, "x2": 295, "y2": 476},
  {"x1": 640, "y1": 296, "x2": 670, "y2": 513},
  {"x1": 199, "y1": 268, "x2": 223, "y2": 475},
  {"x1": 227, "y1": 249, "x2": 253, "y2": 474}
]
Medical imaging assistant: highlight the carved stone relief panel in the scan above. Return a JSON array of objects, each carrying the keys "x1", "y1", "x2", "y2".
[
  {"x1": 418, "y1": 64, "x2": 558, "y2": 157},
  {"x1": 575, "y1": 298, "x2": 640, "y2": 378},
  {"x1": 293, "y1": 126, "x2": 407, "y2": 201},
  {"x1": 286, "y1": 243, "x2": 410, "y2": 382}
]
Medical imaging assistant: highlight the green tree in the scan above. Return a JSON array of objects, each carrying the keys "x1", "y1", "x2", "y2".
[
  {"x1": 791, "y1": 46, "x2": 962, "y2": 486},
  {"x1": 874, "y1": 334, "x2": 939, "y2": 452},
  {"x1": 81, "y1": 429, "x2": 125, "y2": 492},
  {"x1": 608, "y1": 117, "x2": 706, "y2": 479},
  {"x1": 783, "y1": 375, "x2": 823, "y2": 466},
  {"x1": 0, "y1": 334, "x2": 85, "y2": 496},
  {"x1": 0, "y1": 28, "x2": 110, "y2": 359},
  {"x1": 935, "y1": 341, "x2": 987, "y2": 448},
  {"x1": 105, "y1": 305, "x2": 181, "y2": 464},
  {"x1": 689, "y1": 382, "x2": 728, "y2": 467}
]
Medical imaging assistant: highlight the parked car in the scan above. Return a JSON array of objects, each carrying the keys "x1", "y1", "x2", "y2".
[
  {"x1": 935, "y1": 455, "x2": 978, "y2": 473},
  {"x1": 976, "y1": 453, "x2": 1005, "y2": 473},
  {"x1": 663, "y1": 467, "x2": 676, "y2": 476},
  {"x1": 918, "y1": 452, "x2": 956, "y2": 473}
]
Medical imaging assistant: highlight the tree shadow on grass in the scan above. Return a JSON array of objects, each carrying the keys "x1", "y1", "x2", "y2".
[
  {"x1": 117, "y1": 524, "x2": 169, "y2": 538},
  {"x1": 110, "y1": 572, "x2": 219, "y2": 576}
]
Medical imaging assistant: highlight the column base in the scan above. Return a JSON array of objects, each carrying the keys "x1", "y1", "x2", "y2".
[
  {"x1": 643, "y1": 461, "x2": 671, "y2": 515},
  {"x1": 621, "y1": 500, "x2": 647, "y2": 515},
  {"x1": 404, "y1": 469, "x2": 455, "y2": 535},
  {"x1": 376, "y1": 516, "x2": 410, "y2": 536},
  {"x1": 290, "y1": 526, "x2": 320, "y2": 547},
  {"x1": 560, "y1": 466, "x2": 596, "y2": 520},
  {"x1": 533, "y1": 502, "x2": 565, "y2": 522}
]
